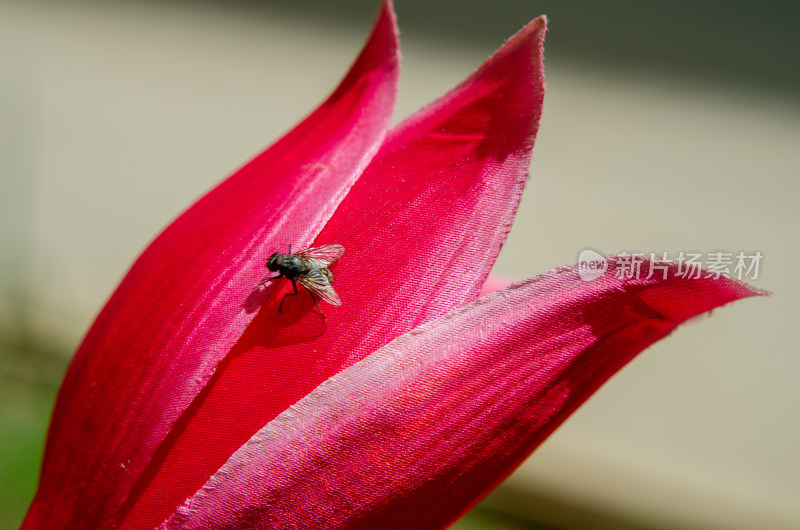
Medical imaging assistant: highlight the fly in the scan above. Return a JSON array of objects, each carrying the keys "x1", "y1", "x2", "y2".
[{"x1": 258, "y1": 243, "x2": 344, "y2": 318}]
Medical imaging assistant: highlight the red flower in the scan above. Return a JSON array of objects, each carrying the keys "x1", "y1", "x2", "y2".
[{"x1": 23, "y1": 2, "x2": 762, "y2": 529}]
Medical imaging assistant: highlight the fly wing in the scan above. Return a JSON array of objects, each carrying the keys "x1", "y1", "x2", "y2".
[
  {"x1": 298, "y1": 268, "x2": 342, "y2": 306},
  {"x1": 295, "y1": 243, "x2": 345, "y2": 268}
]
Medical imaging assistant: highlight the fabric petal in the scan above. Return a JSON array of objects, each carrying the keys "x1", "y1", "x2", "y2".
[
  {"x1": 135, "y1": 16, "x2": 548, "y2": 528},
  {"x1": 23, "y1": 3, "x2": 400, "y2": 529},
  {"x1": 162, "y1": 258, "x2": 763, "y2": 530}
]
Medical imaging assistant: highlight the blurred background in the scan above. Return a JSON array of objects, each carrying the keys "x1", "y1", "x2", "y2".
[{"x1": 1, "y1": 0, "x2": 797, "y2": 528}]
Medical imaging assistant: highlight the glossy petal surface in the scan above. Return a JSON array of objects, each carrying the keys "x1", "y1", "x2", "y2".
[
  {"x1": 134, "y1": 17, "x2": 547, "y2": 529},
  {"x1": 162, "y1": 259, "x2": 763, "y2": 530},
  {"x1": 23, "y1": 3, "x2": 400, "y2": 528}
]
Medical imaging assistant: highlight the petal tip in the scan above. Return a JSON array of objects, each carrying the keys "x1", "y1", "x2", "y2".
[
  {"x1": 505, "y1": 14, "x2": 548, "y2": 52},
  {"x1": 375, "y1": 0, "x2": 400, "y2": 57}
]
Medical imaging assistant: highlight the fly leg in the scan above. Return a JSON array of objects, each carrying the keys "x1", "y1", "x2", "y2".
[
  {"x1": 258, "y1": 273, "x2": 283, "y2": 286},
  {"x1": 308, "y1": 291, "x2": 326, "y2": 320},
  {"x1": 279, "y1": 279, "x2": 299, "y2": 312}
]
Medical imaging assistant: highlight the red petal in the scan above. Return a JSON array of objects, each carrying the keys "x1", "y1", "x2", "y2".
[
  {"x1": 133, "y1": 16, "x2": 547, "y2": 528},
  {"x1": 160, "y1": 260, "x2": 763, "y2": 529},
  {"x1": 23, "y1": 4, "x2": 399, "y2": 529}
]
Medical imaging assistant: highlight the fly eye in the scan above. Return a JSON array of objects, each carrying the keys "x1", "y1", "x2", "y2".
[{"x1": 266, "y1": 252, "x2": 283, "y2": 271}]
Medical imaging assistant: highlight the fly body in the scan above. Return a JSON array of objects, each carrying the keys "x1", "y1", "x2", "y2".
[{"x1": 259, "y1": 243, "x2": 344, "y2": 318}]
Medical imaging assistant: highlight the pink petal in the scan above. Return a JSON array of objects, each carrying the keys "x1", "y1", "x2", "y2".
[
  {"x1": 132, "y1": 16, "x2": 547, "y2": 528},
  {"x1": 479, "y1": 274, "x2": 523, "y2": 296},
  {"x1": 23, "y1": 4, "x2": 399, "y2": 529},
  {"x1": 161, "y1": 259, "x2": 763, "y2": 530}
]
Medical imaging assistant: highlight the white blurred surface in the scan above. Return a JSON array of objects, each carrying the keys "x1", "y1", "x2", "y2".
[{"x1": 1, "y1": 1, "x2": 797, "y2": 527}]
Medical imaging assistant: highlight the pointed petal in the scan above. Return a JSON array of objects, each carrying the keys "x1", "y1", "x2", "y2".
[
  {"x1": 162, "y1": 259, "x2": 763, "y2": 529},
  {"x1": 23, "y1": 4, "x2": 399, "y2": 529},
  {"x1": 135, "y1": 17, "x2": 548, "y2": 526}
]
